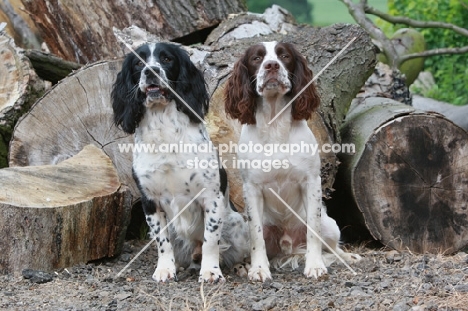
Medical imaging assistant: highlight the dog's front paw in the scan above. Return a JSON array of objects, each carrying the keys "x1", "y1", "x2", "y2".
[
  {"x1": 199, "y1": 267, "x2": 225, "y2": 283},
  {"x1": 304, "y1": 260, "x2": 327, "y2": 279},
  {"x1": 152, "y1": 265, "x2": 177, "y2": 282},
  {"x1": 248, "y1": 266, "x2": 271, "y2": 282}
]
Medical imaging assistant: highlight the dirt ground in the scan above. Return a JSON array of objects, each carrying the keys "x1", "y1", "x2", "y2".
[{"x1": 1, "y1": 240, "x2": 468, "y2": 311}]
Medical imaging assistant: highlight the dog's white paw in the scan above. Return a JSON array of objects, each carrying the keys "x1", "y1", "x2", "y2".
[
  {"x1": 199, "y1": 267, "x2": 225, "y2": 283},
  {"x1": 248, "y1": 266, "x2": 272, "y2": 282},
  {"x1": 152, "y1": 265, "x2": 177, "y2": 282},
  {"x1": 304, "y1": 260, "x2": 327, "y2": 279}
]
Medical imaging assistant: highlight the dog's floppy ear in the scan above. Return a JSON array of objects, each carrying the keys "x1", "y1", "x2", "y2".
[
  {"x1": 111, "y1": 54, "x2": 146, "y2": 134},
  {"x1": 224, "y1": 49, "x2": 257, "y2": 125},
  {"x1": 288, "y1": 44, "x2": 320, "y2": 121},
  {"x1": 173, "y1": 49, "x2": 209, "y2": 123}
]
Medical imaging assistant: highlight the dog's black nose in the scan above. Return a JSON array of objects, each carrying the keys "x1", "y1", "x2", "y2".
[{"x1": 144, "y1": 66, "x2": 160, "y2": 77}]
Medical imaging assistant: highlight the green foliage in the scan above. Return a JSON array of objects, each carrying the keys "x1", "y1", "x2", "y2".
[
  {"x1": 246, "y1": 0, "x2": 313, "y2": 24},
  {"x1": 388, "y1": 0, "x2": 468, "y2": 105}
]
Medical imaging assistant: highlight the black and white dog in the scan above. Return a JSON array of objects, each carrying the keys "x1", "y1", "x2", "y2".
[{"x1": 111, "y1": 42, "x2": 248, "y2": 283}]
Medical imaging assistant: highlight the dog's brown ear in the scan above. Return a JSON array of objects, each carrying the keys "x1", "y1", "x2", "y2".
[
  {"x1": 288, "y1": 44, "x2": 320, "y2": 121},
  {"x1": 224, "y1": 50, "x2": 257, "y2": 125}
]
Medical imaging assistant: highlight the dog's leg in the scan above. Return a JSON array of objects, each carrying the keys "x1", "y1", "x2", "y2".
[
  {"x1": 244, "y1": 184, "x2": 271, "y2": 282},
  {"x1": 302, "y1": 176, "x2": 327, "y2": 278},
  {"x1": 199, "y1": 195, "x2": 225, "y2": 283},
  {"x1": 142, "y1": 197, "x2": 177, "y2": 282}
]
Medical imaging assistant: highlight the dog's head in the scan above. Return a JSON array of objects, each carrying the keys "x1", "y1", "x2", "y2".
[
  {"x1": 224, "y1": 41, "x2": 320, "y2": 124},
  {"x1": 111, "y1": 43, "x2": 209, "y2": 133}
]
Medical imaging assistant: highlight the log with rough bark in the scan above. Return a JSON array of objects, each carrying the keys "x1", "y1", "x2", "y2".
[
  {"x1": 0, "y1": 145, "x2": 132, "y2": 275},
  {"x1": 0, "y1": 0, "x2": 42, "y2": 49},
  {"x1": 20, "y1": 0, "x2": 246, "y2": 63},
  {"x1": 0, "y1": 31, "x2": 44, "y2": 168},
  {"x1": 23, "y1": 49, "x2": 82, "y2": 84},
  {"x1": 412, "y1": 95, "x2": 468, "y2": 131},
  {"x1": 8, "y1": 60, "x2": 139, "y2": 198},
  {"x1": 328, "y1": 97, "x2": 468, "y2": 254}
]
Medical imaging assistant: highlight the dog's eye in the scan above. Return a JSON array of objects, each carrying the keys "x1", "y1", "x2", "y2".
[
  {"x1": 280, "y1": 54, "x2": 290, "y2": 59},
  {"x1": 162, "y1": 57, "x2": 171, "y2": 63},
  {"x1": 137, "y1": 61, "x2": 144, "y2": 67},
  {"x1": 253, "y1": 56, "x2": 262, "y2": 61}
]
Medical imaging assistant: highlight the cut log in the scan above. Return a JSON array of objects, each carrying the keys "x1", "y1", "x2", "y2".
[
  {"x1": 8, "y1": 60, "x2": 139, "y2": 198},
  {"x1": 20, "y1": 0, "x2": 247, "y2": 63},
  {"x1": 412, "y1": 95, "x2": 468, "y2": 131},
  {"x1": 0, "y1": 145, "x2": 132, "y2": 275},
  {"x1": 329, "y1": 97, "x2": 468, "y2": 253},
  {"x1": 0, "y1": 31, "x2": 44, "y2": 168},
  {"x1": 23, "y1": 49, "x2": 82, "y2": 84}
]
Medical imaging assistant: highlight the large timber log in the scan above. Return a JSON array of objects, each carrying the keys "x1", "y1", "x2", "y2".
[
  {"x1": 19, "y1": 0, "x2": 247, "y2": 63},
  {"x1": 0, "y1": 30, "x2": 44, "y2": 168},
  {"x1": 8, "y1": 60, "x2": 139, "y2": 198},
  {"x1": 329, "y1": 97, "x2": 468, "y2": 253},
  {"x1": 0, "y1": 145, "x2": 132, "y2": 275}
]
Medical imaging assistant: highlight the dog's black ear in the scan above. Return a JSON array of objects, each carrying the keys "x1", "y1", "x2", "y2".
[
  {"x1": 111, "y1": 54, "x2": 146, "y2": 134},
  {"x1": 173, "y1": 49, "x2": 209, "y2": 123}
]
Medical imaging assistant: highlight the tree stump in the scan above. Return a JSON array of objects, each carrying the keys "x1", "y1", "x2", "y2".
[
  {"x1": 8, "y1": 60, "x2": 139, "y2": 198},
  {"x1": 0, "y1": 31, "x2": 44, "y2": 168},
  {"x1": 0, "y1": 145, "x2": 132, "y2": 275},
  {"x1": 329, "y1": 97, "x2": 468, "y2": 253},
  {"x1": 20, "y1": 0, "x2": 247, "y2": 63}
]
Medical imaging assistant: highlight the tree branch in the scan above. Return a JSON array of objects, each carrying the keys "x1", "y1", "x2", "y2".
[
  {"x1": 339, "y1": 0, "x2": 398, "y2": 66},
  {"x1": 364, "y1": 5, "x2": 468, "y2": 38},
  {"x1": 341, "y1": 0, "x2": 468, "y2": 68},
  {"x1": 399, "y1": 45, "x2": 468, "y2": 63}
]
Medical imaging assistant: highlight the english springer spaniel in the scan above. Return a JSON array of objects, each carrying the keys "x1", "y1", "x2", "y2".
[
  {"x1": 224, "y1": 41, "x2": 360, "y2": 282},
  {"x1": 112, "y1": 42, "x2": 249, "y2": 283}
]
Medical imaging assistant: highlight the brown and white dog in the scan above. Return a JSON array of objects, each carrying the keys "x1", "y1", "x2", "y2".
[{"x1": 224, "y1": 41, "x2": 360, "y2": 282}]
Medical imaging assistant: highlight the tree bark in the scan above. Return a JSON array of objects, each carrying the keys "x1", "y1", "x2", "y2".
[
  {"x1": 412, "y1": 95, "x2": 468, "y2": 131},
  {"x1": 0, "y1": 0, "x2": 42, "y2": 49},
  {"x1": 0, "y1": 31, "x2": 44, "y2": 168},
  {"x1": 0, "y1": 145, "x2": 132, "y2": 275},
  {"x1": 23, "y1": 49, "x2": 82, "y2": 84},
  {"x1": 20, "y1": 0, "x2": 247, "y2": 63},
  {"x1": 329, "y1": 97, "x2": 468, "y2": 253}
]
